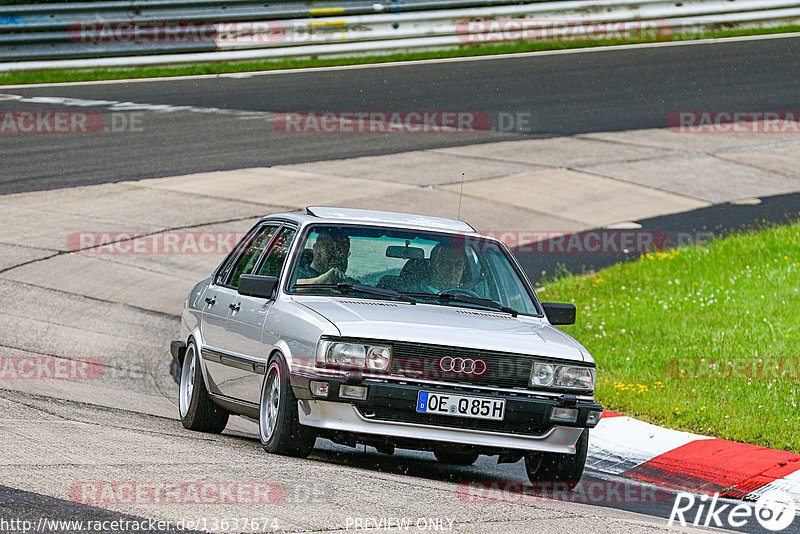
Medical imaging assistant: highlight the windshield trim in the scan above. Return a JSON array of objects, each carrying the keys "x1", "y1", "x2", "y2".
[{"x1": 282, "y1": 222, "x2": 543, "y2": 317}]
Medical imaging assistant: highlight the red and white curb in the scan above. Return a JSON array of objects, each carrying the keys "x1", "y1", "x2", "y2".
[{"x1": 588, "y1": 411, "x2": 800, "y2": 502}]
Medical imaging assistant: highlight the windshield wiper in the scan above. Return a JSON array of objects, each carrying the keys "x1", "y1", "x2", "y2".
[
  {"x1": 292, "y1": 283, "x2": 416, "y2": 304},
  {"x1": 405, "y1": 291, "x2": 518, "y2": 317}
]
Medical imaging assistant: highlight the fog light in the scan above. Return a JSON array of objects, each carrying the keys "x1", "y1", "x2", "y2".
[
  {"x1": 310, "y1": 381, "x2": 329, "y2": 397},
  {"x1": 586, "y1": 410, "x2": 603, "y2": 427},
  {"x1": 550, "y1": 406, "x2": 578, "y2": 423},
  {"x1": 339, "y1": 384, "x2": 368, "y2": 401}
]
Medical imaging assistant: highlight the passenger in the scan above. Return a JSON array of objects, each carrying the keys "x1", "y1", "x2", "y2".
[{"x1": 400, "y1": 243, "x2": 467, "y2": 294}]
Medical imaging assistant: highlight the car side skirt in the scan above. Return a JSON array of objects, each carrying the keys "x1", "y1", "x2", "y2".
[{"x1": 208, "y1": 392, "x2": 260, "y2": 419}]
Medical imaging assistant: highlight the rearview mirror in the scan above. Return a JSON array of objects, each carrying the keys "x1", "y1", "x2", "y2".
[
  {"x1": 238, "y1": 274, "x2": 279, "y2": 300},
  {"x1": 386, "y1": 245, "x2": 425, "y2": 259},
  {"x1": 542, "y1": 302, "x2": 576, "y2": 325}
]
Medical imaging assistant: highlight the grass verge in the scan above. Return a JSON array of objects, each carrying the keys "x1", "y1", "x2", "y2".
[
  {"x1": 1, "y1": 25, "x2": 799, "y2": 86},
  {"x1": 540, "y1": 222, "x2": 800, "y2": 452}
]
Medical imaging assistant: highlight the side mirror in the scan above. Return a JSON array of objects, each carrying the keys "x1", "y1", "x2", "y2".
[
  {"x1": 238, "y1": 274, "x2": 279, "y2": 299},
  {"x1": 542, "y1": 302, "x2": 576, "y2": 325}
]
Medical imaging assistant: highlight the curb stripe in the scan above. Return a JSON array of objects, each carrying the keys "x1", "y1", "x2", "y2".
[
  {"x1": 622, "y1": 439, "x2": 800, "y2": 498},
  {"x1": 589, "y1": 413, "x2": 800, "y2": 500}
]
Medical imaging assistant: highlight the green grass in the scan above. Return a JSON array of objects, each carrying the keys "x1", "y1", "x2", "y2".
[
  {"x1": 540, "y1": 222, "x2": 800, "y2": 452},
  {"x1": 1, "y1": 24, "x2": 799, "y2": 86}
]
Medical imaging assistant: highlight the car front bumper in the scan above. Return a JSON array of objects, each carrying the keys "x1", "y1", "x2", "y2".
[{"x1": 294, "y1": 377, "x2": 603, "y2": 454}]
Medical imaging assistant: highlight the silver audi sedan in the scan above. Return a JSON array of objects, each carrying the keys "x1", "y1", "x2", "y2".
[{"x1": 171, "y1": 207, "x2": 603, "y2": 485}]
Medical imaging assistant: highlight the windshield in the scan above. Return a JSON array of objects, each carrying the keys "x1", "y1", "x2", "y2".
[{"x1": 288, "y1": 225, "x2": 539, "y2": 315}]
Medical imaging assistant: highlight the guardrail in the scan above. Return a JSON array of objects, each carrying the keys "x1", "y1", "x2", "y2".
[{"x1": 1, "y1": 0, "x2": 799, "y2": 71}]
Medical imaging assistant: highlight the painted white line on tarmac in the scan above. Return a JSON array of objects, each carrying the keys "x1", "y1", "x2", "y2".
[
  {"x1": 0, "y1": 32, "x2": 798, "y2": 89},
  {"x1": 5, "y1": 95, "x2": 275, "y2": 118}
]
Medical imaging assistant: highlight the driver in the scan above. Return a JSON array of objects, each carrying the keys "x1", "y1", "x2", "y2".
[
  {"x1": 424, "y1": 243, "x2": 467, "y2": 293},
  {"x1": 296, "y1": 230, "x2": 357, "y2": 285}
]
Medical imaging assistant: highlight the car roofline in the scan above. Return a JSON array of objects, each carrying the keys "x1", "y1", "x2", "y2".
[{"x1": 259, "y1": 207, "x2": 478, "y2": 235}]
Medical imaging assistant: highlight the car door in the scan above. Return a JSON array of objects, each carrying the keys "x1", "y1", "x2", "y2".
[
  {"x1": 223, "y1": 226, "x2": 297, "y2": 403},
  {"x1": 202, "y1": 223, "x2": 278, "y2": 397}
]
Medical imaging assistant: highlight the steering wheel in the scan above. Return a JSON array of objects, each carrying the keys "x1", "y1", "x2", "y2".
[{"x1": 440, "y1": 287, "x2": 481, "y2": 298}]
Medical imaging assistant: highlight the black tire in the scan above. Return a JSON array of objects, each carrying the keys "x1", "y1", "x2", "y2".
[
  {"x1": 433, "y1": 447, "x2": 480, "y2": 466},
  {"x1": 525, "y1": 430, "x2": 588, "y2": 489},
  {"x1": 259, "y1": 352, "x2": 316, "y2": 458},
  {"x1": 179, "y1": 339, "x2": 229, "y2": 433}
]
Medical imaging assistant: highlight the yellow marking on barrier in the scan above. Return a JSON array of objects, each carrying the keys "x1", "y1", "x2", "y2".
[
  {"x1": 308, "y1": 20, "x2": 347, "y2": 27},
  {"x1": 309, "y1": 7, "x2": 345, "y2": 15}
]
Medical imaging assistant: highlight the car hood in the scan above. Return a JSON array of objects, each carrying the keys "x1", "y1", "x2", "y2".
[{"x1": 292, "y1": 296, "x2": 586, "y2": 362}]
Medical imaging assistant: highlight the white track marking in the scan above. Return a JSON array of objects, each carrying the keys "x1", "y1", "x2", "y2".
[{"x1": 4, "y1": 95, "x2": 275, "y2": 119}]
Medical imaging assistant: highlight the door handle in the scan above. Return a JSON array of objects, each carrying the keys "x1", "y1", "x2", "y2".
[
  {"x1": 205, "y1": 296, "x2": 216, "y2": 306},
  {"x1": 229, "y1": 303, "x2": 241, "y2": 312}
]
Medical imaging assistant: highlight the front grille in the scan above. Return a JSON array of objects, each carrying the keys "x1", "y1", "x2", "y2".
[
  {"x1": 390, "y1": 341, "x2": 533, "y2": 389},
  {"x1": 357, "y1": 406, "x2": 550, "y2": 437}
]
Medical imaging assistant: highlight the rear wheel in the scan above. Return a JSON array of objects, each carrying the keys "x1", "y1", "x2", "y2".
[
  {"x1": 259, "y1": 353, "x2": 316, "y2": 457},
  {"x1": 179, "y1": 340, "x2": 229, "y2": 433},
  {"x1": 524, "y1": 430, "x2": 588, "y2": 489}
]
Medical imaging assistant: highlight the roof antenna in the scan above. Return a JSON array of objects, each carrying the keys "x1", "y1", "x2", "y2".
[{"x1": 457, "y1": 172, "x2": 465, "y2": 220}]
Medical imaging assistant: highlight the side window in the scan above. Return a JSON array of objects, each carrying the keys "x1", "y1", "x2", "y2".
[
  {"x1": 256, "y1": 228, "x2": 296, "y2": 278},
  {"x1": 484, "y1": 248, "x2": 536, "y2": 314},
  {"x1": 225, "y1": 225, "x2": 278, "y2": 288}
]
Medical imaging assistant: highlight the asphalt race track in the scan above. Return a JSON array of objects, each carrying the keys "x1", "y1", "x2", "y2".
[
  {"x1": 1, "y1": 35, "x2": 799, "y2": 534},
  {"x1": 1, "y1": 34, "x2": 799, "y2": 194}
]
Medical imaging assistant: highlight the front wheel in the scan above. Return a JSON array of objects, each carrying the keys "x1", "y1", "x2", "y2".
[
  {"x1": 259, "y1": 353, "x2": 316, "y2": 458},
  {"x1": 179, "y1": 340, "x2": 229, "y2": 433},
  {"x1": 524, "y1": 430, "x2": 588, "y2": 489}
]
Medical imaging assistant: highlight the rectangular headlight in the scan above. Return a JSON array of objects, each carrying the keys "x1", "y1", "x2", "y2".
[
  {"x1": 531, "y1": 362, "x2": 595, "y2": 392},
  {"x1": 316, "y1": 340, "x2": 392, "y2": 371}
]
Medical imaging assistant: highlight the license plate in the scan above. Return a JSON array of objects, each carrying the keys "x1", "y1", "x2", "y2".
[{"x1": 416, "y1": 391, "x2": 505, "y2": 421}]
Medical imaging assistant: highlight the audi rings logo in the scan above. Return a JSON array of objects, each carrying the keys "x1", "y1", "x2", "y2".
[{"x1": 440, "y1": 357, "x2": 488, "y2": 375}]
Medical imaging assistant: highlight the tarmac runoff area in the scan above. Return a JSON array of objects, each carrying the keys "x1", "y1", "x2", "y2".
[{"x1": 0, "y1": 121, "x2": 799, "y2": 532}]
